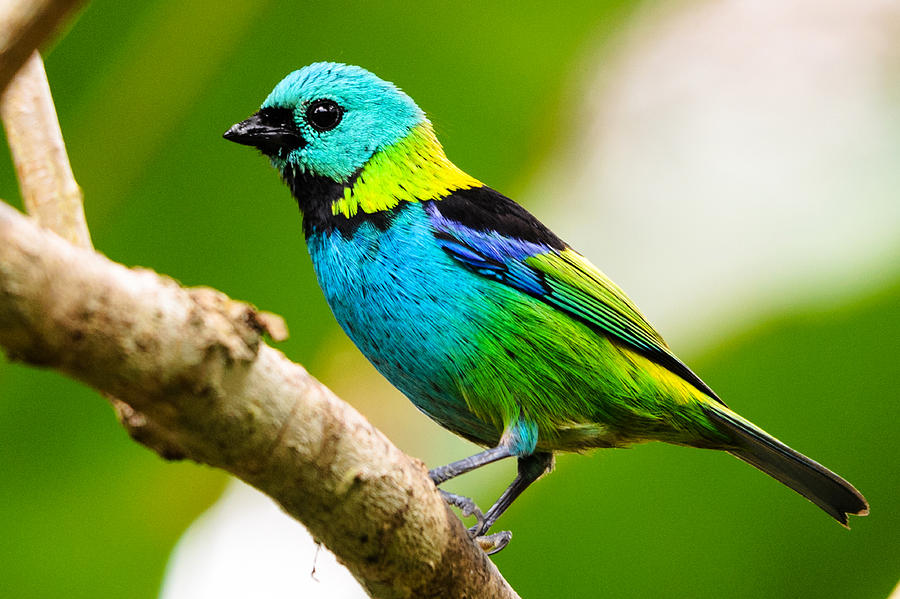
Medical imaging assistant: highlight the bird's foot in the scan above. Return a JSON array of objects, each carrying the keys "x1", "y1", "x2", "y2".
[
  {"x1": 436, "y1": 490, "x2": 513, "y2": 555},
  {"x1": 437, "y1": 489, "x2": 485, "y2": 531},
  {"x1": 467, "y1": 518, "x2": 513, "y2": 555},
  {"x1": 474, "y1": 530, "x2": 512, "y2": 555}
]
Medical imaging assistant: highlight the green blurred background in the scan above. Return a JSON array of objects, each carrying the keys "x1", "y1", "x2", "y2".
[{"x1": 1, "y1": 1, "x2": 897, "y2": 598}]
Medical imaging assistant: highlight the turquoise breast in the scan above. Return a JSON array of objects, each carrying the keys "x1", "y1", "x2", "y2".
[{"x1": 305, "y1": 202, "x2": 503, "y2": 445}]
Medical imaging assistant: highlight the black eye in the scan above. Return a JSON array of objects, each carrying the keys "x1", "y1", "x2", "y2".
[{"x1": 305, "y1": 99, "x2": 343, "y2": 132}]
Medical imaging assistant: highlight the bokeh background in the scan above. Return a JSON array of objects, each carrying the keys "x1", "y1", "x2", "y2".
[{"x1": 1, "y1": 1, "x2": 898, "y2": 597}]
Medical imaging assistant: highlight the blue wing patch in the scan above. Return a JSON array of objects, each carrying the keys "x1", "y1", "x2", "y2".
[{"x1": 434, "y1": 231, "x2": 549, "y2": 296}]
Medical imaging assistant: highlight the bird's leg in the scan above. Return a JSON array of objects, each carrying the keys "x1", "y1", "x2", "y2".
[
  {"x1": 430, "y1": 443, "x2": 540, "y2": 555},
  {"x1": 429, "y1": 445, "x2": 514, "y2": 542},
  {"x1": 470, "y1": 451, "x2": 554, "y2": 538},
  {"x1": 428, "y1": 445, "x2": 513, "y2": 485}
]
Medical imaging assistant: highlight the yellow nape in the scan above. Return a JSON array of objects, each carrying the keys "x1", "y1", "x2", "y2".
[{"x1": 331, "y1": 122, "x2": 482, "y2": 218}]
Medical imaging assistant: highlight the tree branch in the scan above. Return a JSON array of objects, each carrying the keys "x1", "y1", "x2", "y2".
[
  {"x1": 0, "y1": 0, "x2": 84, "y2": 93},
  {"x1": 0, "y1": 201, "x2": 519, "y2": 598},
  {"x1": 0, "y1": 1, "x2": 519, "y2": 596}
]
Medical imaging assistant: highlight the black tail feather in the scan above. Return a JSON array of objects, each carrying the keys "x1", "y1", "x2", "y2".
[{"x1": 704, "y1": 405, "x2": 868, "y2": 525}]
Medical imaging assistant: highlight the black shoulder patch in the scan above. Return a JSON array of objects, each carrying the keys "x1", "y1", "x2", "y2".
[
  {"x1": 281, "y1": 168, "x2": 400, "y2": 238},
  {"x1": 434, "y1": 186, "x2": 567, "y2": 250}
]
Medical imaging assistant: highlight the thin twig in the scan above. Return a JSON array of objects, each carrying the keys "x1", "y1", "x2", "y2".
[{"x1": 1, "y1": 51, "x2": 90, "y2": 247}]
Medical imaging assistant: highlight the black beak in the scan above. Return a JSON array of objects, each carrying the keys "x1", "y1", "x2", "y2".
[{"x1": 223, "y1": 111, "x2": 306, "y2": 151}]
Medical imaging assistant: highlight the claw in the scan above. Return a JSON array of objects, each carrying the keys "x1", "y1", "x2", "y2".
[{"x1": 475, "y1": 531, "x2": 512, "y2": 555}]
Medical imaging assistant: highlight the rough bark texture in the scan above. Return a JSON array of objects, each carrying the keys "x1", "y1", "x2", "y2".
[{"x1": 0, "y1": 202, "x2": 519, "y2": 598}]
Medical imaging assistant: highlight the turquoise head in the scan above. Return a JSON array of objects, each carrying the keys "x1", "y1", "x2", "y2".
[{"x1": 224, "y1": 62, "x2": 426, "y2": 182}]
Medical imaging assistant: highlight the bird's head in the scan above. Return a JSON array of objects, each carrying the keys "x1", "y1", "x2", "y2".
[{"x1": 224, "y1": 62, "x2": 425, "y2": 183}]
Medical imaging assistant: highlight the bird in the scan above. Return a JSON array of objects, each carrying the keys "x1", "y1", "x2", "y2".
[{"x1": 224, "y1": 62, "x2": 868, "y2": 553}]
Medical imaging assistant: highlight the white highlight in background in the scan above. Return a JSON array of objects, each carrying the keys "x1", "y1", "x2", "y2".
[{"x1": 159, "y1": 481, "x2": 367, "y2": 599}]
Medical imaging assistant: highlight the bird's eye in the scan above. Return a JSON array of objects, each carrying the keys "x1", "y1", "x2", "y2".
[{"x1": 305, "y1": 99, "x2": 343, "y2": 132}]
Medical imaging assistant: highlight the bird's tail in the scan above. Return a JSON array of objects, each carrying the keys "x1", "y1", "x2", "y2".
[{"x1": 702, "y1": 403, "x2": 868, "y2": 526}]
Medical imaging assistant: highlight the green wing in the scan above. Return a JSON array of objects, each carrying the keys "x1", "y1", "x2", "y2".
[
  {"x1": 526, "y1": 249, "x2": 722, "y2": 403},
  {"x1": 526, "y1": 251, "x2": 669, "y2": 354},
  {"x1": 438, "y1": 233, "x2": 723, "y2": 403}
]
